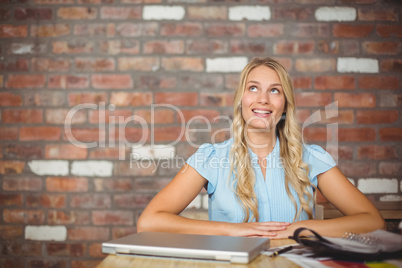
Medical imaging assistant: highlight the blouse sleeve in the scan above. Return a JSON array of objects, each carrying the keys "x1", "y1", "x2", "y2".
[
  {"x1": 186, "y1": 143, "x2": 219, "y2": 195},
  {"x1": 303, "y1": 144, "x2": 337, "y2": 185}
]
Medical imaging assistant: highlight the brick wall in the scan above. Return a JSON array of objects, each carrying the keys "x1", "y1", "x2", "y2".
[{"x1": 0, "y1": 0, "x2": 401, "y2": 267}]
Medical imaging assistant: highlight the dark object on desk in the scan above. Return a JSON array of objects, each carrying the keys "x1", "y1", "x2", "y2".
[
  {"x1": 102, "y1": 231, "x2": 270, "y2": 264},
  {"x1": 290, "y1": 227, "x2": 402, "y2": 261},
  {"x1": 269, "y1": 245, "x2": 293, "y2": 257}
]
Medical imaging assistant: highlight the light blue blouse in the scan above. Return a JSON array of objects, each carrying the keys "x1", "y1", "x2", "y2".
[{"x1": 186, "y1": 138, "x2": 336, "y2": 223}]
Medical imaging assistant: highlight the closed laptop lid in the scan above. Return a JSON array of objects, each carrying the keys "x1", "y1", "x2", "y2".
[{"x1": 102, "y1": 231, "x2": 270, "y2": 264}]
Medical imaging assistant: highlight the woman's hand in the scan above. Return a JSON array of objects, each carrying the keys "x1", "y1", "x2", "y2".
[{"x1": 227, "y1": 221, "x2": 290, "y2": 237}]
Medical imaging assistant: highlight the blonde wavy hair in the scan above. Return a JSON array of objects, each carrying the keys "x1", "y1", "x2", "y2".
[{"x1": 229, "y1": 57, "x2": 315, "y2": 223}]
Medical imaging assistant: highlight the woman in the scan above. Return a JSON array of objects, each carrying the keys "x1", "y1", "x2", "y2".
[{"x1": 137, "y1": 57, "x2": 385, "y2": 238}]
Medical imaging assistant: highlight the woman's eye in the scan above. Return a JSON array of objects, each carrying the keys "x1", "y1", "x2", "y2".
[
  {"x1": 271, "y1": 88, "x2": 279, "y2": 94},
  {"x1": 249, "y1": 86, "x2": 258, "y2": 92}
]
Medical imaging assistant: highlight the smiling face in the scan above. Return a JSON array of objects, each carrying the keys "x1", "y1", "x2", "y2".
[{"x1": 241, "y1": 65, "x2": 286, "y2": 133}]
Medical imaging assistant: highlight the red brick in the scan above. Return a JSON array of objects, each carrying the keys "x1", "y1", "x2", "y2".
[
  {"x1": 118, "y1": 57, "x2": 159, "y2": 71},
  {"x1": 0, "y1": 8, "x2": 10, "y2": 20},
  {"x1": 109, "y1": 92, "x2": 152, "y2": 107},
  {"x1": 4, "y1": 144, "x2": 43, "y2": 159},
  {"x1": 31, "y1": 24, "x2": 69, "y2": 37},
  {"x1": 29, "y1": 260, "x2": 67, "y2": 268},
  {"x1": 333, "y1": 24, "x2": 374, "y2": 37},
  {"x1": 89, "y1": 148, "x2": 122, "y2": 159},
  {"x1": 187, "y1": 6, "x2": 226, "y2": 20},
  {"x1": 206, "y1": 23, "x2": 245, "y2": 37},
  {"x1": 6, "y1": 75, "x2": 45, "y2": 89},
  {"x1": 0, "y1": 58, "x2": 29, "y2": 72},
  {"x1": 46, "y1": 243, "x2": 86, "y2": 257},
  {"x1": 116, "y1": 22, "x2": 158, "y2": 37},
  {"x1": 334, "y1": 93, "x2": 376, "y2": 108},
  {"x1": 2, "y1": 177, "x2": 42, "y2": 191},
  {"x1": 89, "y1": 109, "x2": 133, "y2": 124},
  {"x1": 160, "y1": 22, "x2": 202, "y2": 36},
  {"x1": 161, "y1": 57, "x2": 203, "y2": 72},
  {"x1": 48, "y1": 75, "x2": 89, "y2": 89},
  {"x1": 32, "y1": 58, "x2": 70, "y2": 72},
  {"x1": 1, "y1": 240, "x2": 42, "y2": 256},
  {"x1": 295, "y1": 59, "x2": 335, "y2": 72},
  {"x1": 376, "y1": 25, "x2": 402, "y2": 38},
  {"x1": 180, "y1": 109, "x2": 221, "y2": 123},
  {"x1": 274, "y1": 41, "x2": 314, "y2": 55},
  {"x1": 302, "y1": 127, "x2": 330, "y2": 142},
  {"x1": 100, "y1": 40, "x2": 139, "y2": 55},
  {"x1": 315, "y1": 76, "x2": 355, "y2": 90},
  {"x1": 291, "y1": 23, "x2": 330, "y2": 37},
  {"x1": 112, "y1": 227, "x2": 137, "y2": 240},
  {"x1": 89, "y1": 243, "x2": 104, "y2": 258},
  {"x1": 339, "y1": 128, "x2": 376, "y2": 142},
  {"x1": 63, "y1": 128, "x2": 100, "y2": 142},
  {"x1": 15, "y1": 7, "x2": 52, "y2": 20},
  {"x1": 363, "y1": 41, "x2": 401, "y2": 55},
  {"x1": 187, "y1": 39, "x2": 227, "y2": 54},
  {"x1": 114, "y1": 161, "x2": 156, "y2": 177},
  {"x1": 68, "y1": 92, "x2": 107, "y2": 106},
  {"x1": 152, "y1": 126, "x2": 185, "y2": 142},
  {"x1": 179, "y1": 75, "x2": 223, "y2": 90},
  {"x1": 356, "y1": 110, "x2": 398, "y2": 124},
  {"x1": 57, "y1": 7, "x2": 97, "y2": 20},
  {"x1": 92, "y1": 74, "x2": 133, "y2": 89},
  {"x1": 26, "y1": 194, "x2": 66, "y2": 208},
  {"x1": 295, "y1": 92, "x2": 332, "y2": 107},
  {"x1": 94, "y1": 178, "x2": 132, "y2": 192},
  {"x1": 100, "y1": 7, "x2": 141, "y2": 19},
  {"x1": 52, "y1": 41, "x2": 94, "y2": 54},
  {"x1": 327, "y1": 145, "x2": 353, "y2": 160},
  {"x1": 317, "y1": 40, "x2": 339, "y2": 54},
  {"x1": 247, "y1": 24, "x2": 284, "y2": 37},
  {"x1": 48, "y1": 210, "x2": 90, "y2": 225},
  {"x1": 46, "y1": 108, "x2": 86, "y2": 125},
  {"x1": 230, "y1": 40, "x2": 265, "y2": 54},
  {"x1": 321, "y1": 110, "x2": 355, "y2": 125},
  {"x1": 358, "y1": 76, "x2": 399, "y2": 90},
  {"x1": 20, "y1": 126, "x2": 61, "y2": 141},
  {"x1": 46, "y1": 177, "x2": 88, "y2": 192},
  {"x1": 0, "y1": 161, "x2": 25, "y2": 174},
  {"x1": 292, "y1": 76, "x2": 312, "y2": 89},
  {"x1": 379, "y1": 162, "x2": 402, "y2": 176},
  {"x1": 272, "y1": 7, "x2": 313, "y2": 20},
  {"x1": 138, "y1": 75, "x2": 177, "y2": 90},
  {"x1": 295, "y1": 109, "x2": 310, "y2": 123},
  {"x1": 338, "y1": 161, "x2": 377, "y2": 178},
  {"x1": 3, "y1": 209, "x2": 44, "y2": 224},
  {"x1": 75, "y1": 57, "x2": 115, "y2": 72},
  {"x1": 358, "y1": 145, "x2": 398, "y2": 160},
  {"x1": 134, "y1": 109, "x2": 175, "y2": 124},
  {"x1": 74, "y1": 23, "x2": 115, "y2": 37},
  {"x1": 92, "y1": 210, "x2": 133, "y2": 225},
  {"x1": 24, "y1": 92, "x2": 65, "y2": 107},
  {"x1": 0, "y1": 193, "x2": 23, "y2": 206},
  {"x1": 0, "y1": 24, "x2": 27, "y2": 37},
  {"x1": 358, "y1": 8, "x2": 399, "y2": 21},
  {"x1": 143, "y1": 40, "x2": 184, "y2": 54},
  {"x1": 68, "y1": 227, "x2": 110, "y2": 241},
  {"x1": 3, "y1": 109, "x2": 43, "y2": 123},
  {"x1": 0, "y1": 226, "x2": 23, "y2": 239},
  {"x1": 200, "y1": 93, "x2": 234, "y2": 107},
  {"x1": 155, "y1": 92, "x2": 198, "y2": 106},
  {"x1": 379, "y1": 128, "x2": 402, "y2": 141},
  {"x1": 46, "y1": 144, "x2": 88, "y2": 159},
  {"x1": 114, "y1": 193, "x2": 154, "y2": 208},
  {"x1": 380, "y1": 59, "x2": 402, "y2": 72},
  {"x1": 0, "y1": 93, "x2": 22, "y2": 106},
  {"x1": 0, "y1": 127, "x2": 18, "y2": 140}
]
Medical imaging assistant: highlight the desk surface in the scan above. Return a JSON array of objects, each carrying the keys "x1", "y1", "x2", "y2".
[{"x1": 97, "y1": 238, "x2": 299, "y2": 268}]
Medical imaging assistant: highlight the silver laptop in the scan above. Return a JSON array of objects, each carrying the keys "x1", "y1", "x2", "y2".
[{"x1": 102, "y1": 231, "x2": 270, "y2": 264}]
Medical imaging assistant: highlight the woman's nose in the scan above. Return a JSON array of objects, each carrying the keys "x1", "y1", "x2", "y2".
[{"x1": 258, "y1": 91, "x2": 269, "y2": 104}]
